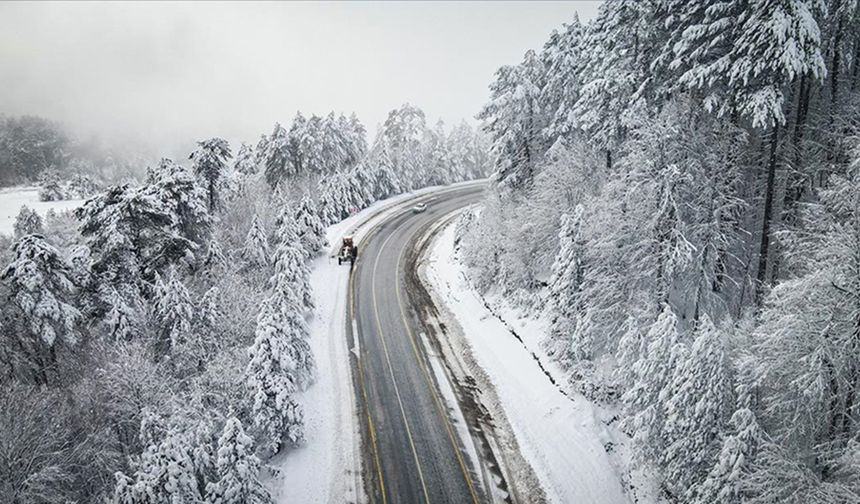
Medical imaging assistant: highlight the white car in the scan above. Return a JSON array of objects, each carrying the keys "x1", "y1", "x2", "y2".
[{"x1": 412, "y1": 202, "x2": 427, "y2": 213}]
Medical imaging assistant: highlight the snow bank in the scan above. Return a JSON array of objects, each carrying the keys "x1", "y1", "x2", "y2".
[
  {"x1": 423, "y1": 220, "x2": 631, "y2": 504},
  {"x1": 267, "y1": 181, "x2": 485, "y2": 504},
  {"x1": 0, "y1": 186, "x2": 85, "y2": 236}
]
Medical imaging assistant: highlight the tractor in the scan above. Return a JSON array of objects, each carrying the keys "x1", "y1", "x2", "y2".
[{"x1": 338, "y1": 236, "x2": 358, "y2": 265}]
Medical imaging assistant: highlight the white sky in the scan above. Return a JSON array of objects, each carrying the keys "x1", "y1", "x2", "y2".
[{"x1": 0, "y1": 1, "x2": 601, "y2": 154}]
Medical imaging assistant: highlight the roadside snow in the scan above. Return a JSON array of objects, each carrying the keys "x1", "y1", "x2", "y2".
[
  {"x1": 267, "y1": 181, "x2": 485, "y2": 504},
  {"x1": 423, "y1": 221, "x2": 631, "y2": 504},
  {"x1": 0, "y1": 186, "x2": 85, "y2": 236}
]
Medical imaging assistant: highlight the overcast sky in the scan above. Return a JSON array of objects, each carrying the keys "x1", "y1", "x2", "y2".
[{"x1": 0, "y1": 1, "x2": 600, "y2": 154}]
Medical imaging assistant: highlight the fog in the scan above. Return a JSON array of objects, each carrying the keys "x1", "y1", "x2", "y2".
[{"x1": 0, "y1": 1, "x2": 599, "y2": 155}]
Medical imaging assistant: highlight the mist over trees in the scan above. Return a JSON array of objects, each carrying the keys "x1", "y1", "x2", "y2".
[
  {"x1": 460, "y1": 1, "x2": 860, "y2": 501},
  {"x1": 0, "y1": 114, "x2": 150, "y2": 192},
  {"x1": 0, "y1": 103, "x2": 489, "y2": 502}
]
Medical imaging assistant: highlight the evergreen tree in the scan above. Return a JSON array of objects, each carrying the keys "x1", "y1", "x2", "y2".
[
  {"x1": 190, "y1": 138, "x2": 232, "y2": 212},
  {"x1": 204, "y1": 418, "x2": 269, "y2": 504},
  {"x1": 241, "y1": 214, "x2": 270, "y2": 268},
  {"x1": 294, "y1": 193, "x2": 327, "y2": 256},
  {"x1": 621, "y1": 305, "x2": 683, "y2": 459},
  {"x1": 478, "y1": 50, "x2": 546, "y2": 188},
  {"x1": 1, "y1": 234, "x2": 81, "y2": 383},
  {"x1": 154, "y1": 270, "x2": 194, "y2": 354},
  {"x1": 233, "y1": 142, "x2": 257, "y2": 176},
  {"x1": 661, "y1": 315, "x2": 733, "y2": 495},
  {"x1": 246, "y1": 296, "x2": 305, "y2": 452},
  {"x1": 692, "y1": 383, "x2": 761, "y2": 504},
  {"x1": 272, "y1": 212, "x2": 313, "y2": 310},
  {"x1": 103, "y1": 286, "x2": 136, "y2": 341},
  {"x1": 263, "y1": 123, "x2": 291, "y2": 189},
  {"x1": 13, "y1": 205, "x2": 43, "y2": 238},
  {"x1": 545, "y1": 206, "x2": 588, "y2": 366}
]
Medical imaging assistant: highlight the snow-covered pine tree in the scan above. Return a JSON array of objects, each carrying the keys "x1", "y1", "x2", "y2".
[
  {"x1": 621, "y1": 305, "x2": 683, "y2": 459},
  {"x1": 272, "y1": 212, "x2": 313, "y2": 310},
  {"x1": 263, "y1": 123, "x2": 291, "y2": 189},
  {"x1": 691, "y1": 381, "x2": 761, "y2": 504},
  {"x1": 145, "y1": 158, "x2": 212, "y2": 251},
  {"x1": 426, "y1": 120, "x2": 452, "y2": 186},
  {"x1": 246, "y1": 295, "x2": 305, "y2": 452},
  {"x1": 1, "y1": 234, "x2": 81, "y2": 383},
  {"x1": 76, "y1": 184, "x2": 172, "y2": 301},
  {"x1": 370, "y1": 144, "x2": 401, "y2": 200},
  {"x1": 103, "y1": 286, "x2": 136, "y2": 341},
  {"x1": 661, "y1": 315, "x2": 733, "y2": 496},
  {"x1": 294, "y1": 192, "x2": 327, "y2": 256},
  {"x1": 545, "y1": 206, "x2": 588, "y2": 366},
  {"x1": 540, "y1": 13, "x2": 585, "y2": 144},
  {"x1": 573, "y1": 0, "x2": 658, "y2": 168},
  {"x1": 190, "y1": 138, "x2": 233, "y2": 212},
  {"x1": 204, "y1": 418, "x2": 269, "y2": 504},
  {"x1": 112, "y1": 413, "x2": 207, "y2": 504},
  {"x1": 13, "y1": 205, "x2": 43, "y2": 238},
  {"x1": 241, "y1": 214, "x2": 270, "y2": 268},
  {"x1": 203, "y1": 238, "x2": 228, "y2": 272},
  {"x1": 478, "y1": 49, "x2": 546, "y2": 188},
  {"x1": 233, "y1": 142, "x2": 258, "y2": 176},
  {"x1": 154, "y1": 270, "x2": 194, "y2": 355}
]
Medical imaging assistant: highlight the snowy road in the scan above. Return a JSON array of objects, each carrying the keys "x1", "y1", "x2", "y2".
[{"x1": 348, "y1": 186, "x2": 487, "y2": 504}]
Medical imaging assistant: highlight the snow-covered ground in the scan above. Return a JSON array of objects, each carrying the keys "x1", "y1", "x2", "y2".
[
  {"x1": 422, "y1": 221, "x2": 636, "y2": 504},
  {"x1": 0, "y1": 186, "x2": 85, "y2": 236},
  {"x1": 267, "y1": 181, "x2": 485, "y2": 504}
]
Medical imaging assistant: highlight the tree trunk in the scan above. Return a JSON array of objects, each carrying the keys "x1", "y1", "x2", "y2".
[
  {"x1": 831, "y1": 10, "x2": 843, "y2": 111},
  {"x1": 783, "y1": 75, "x2": 811, "y2": 228},
  {"x1": 755, "y1": 123, "x2": 780, "y2": 306}
]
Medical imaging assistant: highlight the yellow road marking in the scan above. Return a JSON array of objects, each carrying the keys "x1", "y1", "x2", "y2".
[
  {"x1": 370, "y1": 230, "x2": 432, "y2": 504},
  {"x1": 349, "y1": 267, "x2": 388, "y2": 504},
  {"x1": 393, "y1": 231, "x2": 482, "y2": 504}
]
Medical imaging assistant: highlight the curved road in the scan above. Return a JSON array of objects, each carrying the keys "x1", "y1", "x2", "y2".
[{"x1": 347, "y1": 185, "x2": 487, "y2": 504}]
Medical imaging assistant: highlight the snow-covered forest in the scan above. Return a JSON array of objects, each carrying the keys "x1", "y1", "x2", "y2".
[
  {"x1": 460, "y1": 1, "x2": 860, "y2": 502},
  {"x1": 0, "y1": 105, "x2": 489, "y2": 503}
]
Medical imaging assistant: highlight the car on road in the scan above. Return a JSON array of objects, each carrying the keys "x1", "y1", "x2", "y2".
[{"x1": 412, "y1": 202, "x2": 427, "y2": 213}]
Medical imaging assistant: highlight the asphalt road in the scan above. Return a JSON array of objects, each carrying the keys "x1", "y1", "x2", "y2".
[{"x1": 347, "y1": 186, "x2": 486, "y2": 504}]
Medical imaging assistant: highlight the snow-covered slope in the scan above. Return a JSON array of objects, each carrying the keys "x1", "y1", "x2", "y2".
[
  {"x1": 0, "y1": 186, "x2": 85, "y2": 236},
  {"x1": 423, "y1": 221, "x2": 632, "y2": 504}
]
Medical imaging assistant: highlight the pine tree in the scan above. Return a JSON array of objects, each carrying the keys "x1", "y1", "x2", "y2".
[
  {"x1": 204, "y1": 418, "x2": 269, "y2": 504},
  {"x1": 541, "y1": 14, "x2": 586, "y2": 144},
  {"x1": 246, "y1": 296, "x2": 305, "y2": 452},
  {"x1": 112, "y1": 413, "x2": 206, "y2": 504},
  {"x1": 621, "y1": 305, "x2": 683, "y2": 459},
  {"x1": 692, "y1": 383, "x2": 761, "y2": 504},
  {"x1": 103, "y1": 286, "x2": 136, "y2": 341},
  {"x1": 272, "y1": 213, "x2": 313, "y2": 310},
  {"x1": 13, "y1": 205, "x2": 43, "y2": 238},
  {"x1": 545, "y1": 206, "x2": 588, "y2": 366},
  {"x1": 661, "y1": 315, "x2": 733, "y2": 495},
  {"x1": 241, "y1": 214, "x2": 270, "y2": 268},
  {"x1": 294, "y1": 192, "x2": 327, "y2": 256},
  {"x1": 263, "y1": 123, "x2": 291, "y2": 189},
  {"x1": 478, "y1": 50, "x2": 546, "y2": 188},
  {"x1": 1, "y1": 234, "x2": 81, "y2": 383},
  {"x1": 190, "y1": 138, "x2": 232, "y2": 212},
  {"x1": 232, "y1": 142, "x2": 257, "y2": 176},
  {"x1": 145, "y1": 158, "x2": 212, "y2": 250},
  {"x1": 154, "y1": 270, "x2": 194, "y2": 354}
]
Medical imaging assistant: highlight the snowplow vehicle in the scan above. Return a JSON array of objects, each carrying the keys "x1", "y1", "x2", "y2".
[{"x1": 338, "y1": 236, "x2": 358, "y2": 265}]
